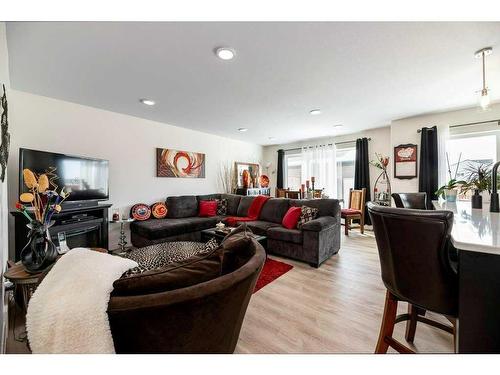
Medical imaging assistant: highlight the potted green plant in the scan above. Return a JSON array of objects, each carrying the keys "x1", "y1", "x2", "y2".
[
  {"x1": 435, "y1": 153, "x2": 466, "y2": 202},
  {"x1": 461, "y1": 162, "x2": 492, "y2": 208}
]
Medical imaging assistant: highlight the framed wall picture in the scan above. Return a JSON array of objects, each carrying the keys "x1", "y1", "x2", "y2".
[
  {"x1": 394, "y1": 144, "x2": 417, "y2": 179},
  {"x1": 235, "y1": 162, "x2": 260, "y2": 188},
  {"x1": 156, "y1": 148, "x2": 206, "y2": 178}
]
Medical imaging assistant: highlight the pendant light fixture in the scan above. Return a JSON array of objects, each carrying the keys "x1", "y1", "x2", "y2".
[{"x1": 474, "y1": 47, "x2": 493, "y2": 110}]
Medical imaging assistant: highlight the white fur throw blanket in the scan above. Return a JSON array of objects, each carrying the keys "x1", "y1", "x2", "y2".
[{"x1": 26, "y1": 248, "x2": 138, "y2": 354}]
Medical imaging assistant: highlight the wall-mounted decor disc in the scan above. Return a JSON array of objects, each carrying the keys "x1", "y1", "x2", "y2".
[
  {"x1": 151, "y1": 202, "x2": 167, "y2": 219},
  {"x1": 130, "y1": 203, "x2": 151, "y2": 221},
  {"x1": 259, "y1": 175, "x2": 270, "y2": 187}
]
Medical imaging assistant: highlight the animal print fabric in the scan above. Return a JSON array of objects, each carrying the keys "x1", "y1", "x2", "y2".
[{"x1": 122, "y1": 238, "x2": 219, "y2": 277}]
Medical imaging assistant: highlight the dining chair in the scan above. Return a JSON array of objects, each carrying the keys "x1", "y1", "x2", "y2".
[
  {"x1": 367, "y1": 202, "x2": 457, "y2": 353},
  {"x1": 275, "y1": 188, "x2": 288, "y2": 198},
  {"x1": 392, "y1": 193, "x2": 428, "y2": 210},
  {"x1": 341, "y1": 188, "x2": 366, "y2": 235},
  {"x1": 313, "y1": 189, "x2": 322, "y2": 198},
  {"x1": 285, "y1": 190, "x2": 302, "y2": 199}
]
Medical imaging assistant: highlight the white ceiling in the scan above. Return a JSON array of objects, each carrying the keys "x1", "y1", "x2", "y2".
[{"x1": 6, "y1": 22, "x2": 500, "y2": 145}]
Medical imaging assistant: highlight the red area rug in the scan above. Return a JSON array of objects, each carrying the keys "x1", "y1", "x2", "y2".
[{"x1": 253, "y1": 258, "x2": 293, "y2": 293}]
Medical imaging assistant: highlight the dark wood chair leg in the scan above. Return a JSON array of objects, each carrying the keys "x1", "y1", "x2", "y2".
[
  {"x1": 344, "y1": 218, "x2": 349, "y2": 235},
  {"x1": 375, "y1": 291, "x2": 398, "y2": 354},
  {"x1": 405, "y1": 304, "x2": 418, "y2": 342},
  {"x1": 360, "y1": 215, "x2": 365, "y2": 234}
]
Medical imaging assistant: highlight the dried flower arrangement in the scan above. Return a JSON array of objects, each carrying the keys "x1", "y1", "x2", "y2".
[
  {"x1": 16, "y1": 168, "x2": 70, "y2": 225},
  {"x1": 370, "y1": 153, "x2": 390, "y2": 171}
]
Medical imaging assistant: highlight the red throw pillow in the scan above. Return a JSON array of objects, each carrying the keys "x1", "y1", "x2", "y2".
[
  {"x1": 199, "y1": 200, "x2": 217, "y2": 217},
  {"x1": 282, "y1": 206, "x2": 302, "y2": 229}
]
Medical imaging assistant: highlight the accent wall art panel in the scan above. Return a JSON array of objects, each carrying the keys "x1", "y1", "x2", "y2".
[{"x1": 156, "y1": 148, "x2": 206, "y2": 178}]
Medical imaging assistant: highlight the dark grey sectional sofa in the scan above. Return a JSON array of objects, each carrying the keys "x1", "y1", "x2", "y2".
[{"x1": 130, "y1": 193, "x2": 341, "y2": 267}]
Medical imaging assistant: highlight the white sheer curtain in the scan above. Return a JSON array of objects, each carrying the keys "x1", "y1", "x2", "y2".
[
  {"x1": 437, "y1": 124, "x2": 450, "y2": 188},
  {"x1": 301, "y1": 144, "x2": 337, "y2": 198}
]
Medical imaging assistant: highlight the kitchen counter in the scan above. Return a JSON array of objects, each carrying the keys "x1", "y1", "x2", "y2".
[
  {"x1": 433, "y1": 200, "x2": 500, "y2": 353},
  {"x1": 432, "y1": 200, "x2": 500, "y2": 255}
]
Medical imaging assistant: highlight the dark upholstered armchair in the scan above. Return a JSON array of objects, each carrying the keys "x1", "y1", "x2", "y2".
[
  {"x1": 107, "y1": 239, "x2": 266, "y2": 353},
  {"x1": 391, "y1": 192, "x2": 428, "y2": 209}
]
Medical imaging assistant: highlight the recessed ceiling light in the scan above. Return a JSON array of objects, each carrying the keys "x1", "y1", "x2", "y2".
[
  {"x1": 238, "y1": 128, "x2": 248, "y2": 132},
  {"x1": 333, "y1": 124, "x2": 343, "y2": 128},
  {"x1": 309, "y1": 109, "x2": 321, "y2": 115},
  {"x1": 215, "y1": 47, "x2": 236, "y2": 60},
  {"x1": 140, "y1": 98, "x2": 155, "y2": 106}
]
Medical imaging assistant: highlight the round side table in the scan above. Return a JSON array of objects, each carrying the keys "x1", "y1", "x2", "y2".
[{"x1": 109, "y1": 218, "x2": 135, "y2": 252}]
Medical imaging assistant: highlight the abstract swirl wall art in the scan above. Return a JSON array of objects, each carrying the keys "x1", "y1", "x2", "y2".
[{"x1": 156, "y1": 148, "x2": 206, "y2": 178}]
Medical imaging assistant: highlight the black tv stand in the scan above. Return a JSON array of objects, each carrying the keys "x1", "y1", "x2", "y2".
[
  {"x1": 11, "y1": 203, "x2": 112, "y2": 261},
  {"x1": 63, "y1": 200, "x2": 101, "y2": 210}
]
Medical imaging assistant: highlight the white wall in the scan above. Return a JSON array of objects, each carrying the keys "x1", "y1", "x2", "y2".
[
  {"x1": 0, "y1": 21, "x2": 10, "y2": 354},
  {"x1": 390, "y1": 103, "x2": 500, "y2": 193},
  {"x1": 7, "y1": 90, "x2": 263, "y2": 253},
  {"x1": 262, "y1": 126, "x2": 392, "y2": 198}
]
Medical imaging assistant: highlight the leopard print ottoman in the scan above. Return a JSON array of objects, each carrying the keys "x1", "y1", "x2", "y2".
[{"x1": 121, "y1": 239, "x2": 218, "y2": 277}]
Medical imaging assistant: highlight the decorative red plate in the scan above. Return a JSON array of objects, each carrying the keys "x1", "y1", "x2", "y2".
[
  {"x1": 130, "y1": 203, "x2": 151, "y2": 221},
  {"x1": 151, "y1": 202, "x2": 167, "y2": 219},
  {"x1": 259, "y1": 174, "x2": 270, "y2": 187}
]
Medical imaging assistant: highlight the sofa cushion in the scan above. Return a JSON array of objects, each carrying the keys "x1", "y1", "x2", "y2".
[
  {"x1": 235, "y1": 220, "x2": 280, "y2": 236},
  {"x1": 259, "y1": 198, "x2": 290, "y2": 224},
  {"x1": 216, "y1": 199, "x2": 227, "y2": 215},
  {"x1": 267, "y1": 226, "x2": 303, "y2": 244},
  {"x1": 167, "y1": 195, "x2": 199, "y2": 218},
  {"x1": 289, "y1": 198, "x2": 340, "y2": 217},
  {"x1": 199, "y1": 200, "x2": 217, "y2": 217},
  {"x1": 236, "y1": 196, "x2": 255, "y2": 217},
  {"x1": 282, "y1": 206, "x2": 302, "y2": 229},
  {"x1": 113, "y1": 239, "x2": 224, "y2": 296},
  {"x1": 220, "y1": 194, "x2": 241, "y2": 216},
  {"x1": 297, "y1": 206, "x2": 319, "y2": 229},
  {"x1": 131, "y1": 217, "x2": 219, "y2": 240}
]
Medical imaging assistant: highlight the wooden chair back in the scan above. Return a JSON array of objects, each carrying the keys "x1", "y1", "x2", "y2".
[
  {"x1": 285, "y1": 190, "x2": 302, "y2": 199},
  {"x1": 276, "y1": 188, "x2": 288, "y2": 198},
  {"x1": 349, "y1": 188, "x2": 366, "y2": 213}
]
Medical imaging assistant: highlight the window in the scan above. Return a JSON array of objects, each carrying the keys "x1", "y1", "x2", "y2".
[
  {"x1": 284, "y1": 151, "x2": 302, "y2": 190},
  {"x1": 447, "y1": 134, "x2": 497, "y2": 181},
  {"x1": 447, "y1": 122, "x2": 500, "y2": 200},
  {"x1": 336, "y1": 146, "x2": 356, "y2": 207}
]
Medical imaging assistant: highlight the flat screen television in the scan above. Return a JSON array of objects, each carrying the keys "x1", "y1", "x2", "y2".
[{"x1": 19, "y1": 148, "x2": 109, "y2": 205}]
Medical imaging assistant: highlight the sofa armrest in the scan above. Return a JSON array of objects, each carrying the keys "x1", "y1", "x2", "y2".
[{"x1": 301, "y1": 216, "x2": 337, "y2": 232}]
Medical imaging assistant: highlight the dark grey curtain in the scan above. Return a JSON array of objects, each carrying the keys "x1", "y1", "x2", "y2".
[
  {"x1": 277, "y1": 149, "x2": 285, "y2": 189},
  {"x1": 354, "y1": 138, "x2": 371, "y2": 224},
  {"x1": 418, "y1": 126, "x2": 438, "y2": 209}
]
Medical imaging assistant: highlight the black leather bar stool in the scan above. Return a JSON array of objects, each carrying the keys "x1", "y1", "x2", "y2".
[
  {"x1": 367, "y1": 202, "x2": 458, "y2": 353},
  {"x1": 391, "y1": 193, "x2": 428, "y2": 209}
]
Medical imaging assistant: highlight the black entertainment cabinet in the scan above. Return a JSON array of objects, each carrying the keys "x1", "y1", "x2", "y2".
[{"x1": 11, "y1": 203, "x2": 112, "y2": 261}]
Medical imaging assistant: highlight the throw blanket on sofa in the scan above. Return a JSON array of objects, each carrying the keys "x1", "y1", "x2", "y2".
[
  {"x1": 225, "y1": 195, "x2": 270, "y2": 227},
  {"x1": 26, "y1": 248, "x2": 138, "y2": 354}
]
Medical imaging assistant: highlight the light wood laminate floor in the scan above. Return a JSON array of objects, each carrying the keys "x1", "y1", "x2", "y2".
[
  {"x1": 235, "y1": 231, "x2": 454, "y2": 353},
  {"x1": 6, "y1": 231, "x2": 453, "y2": 354}
]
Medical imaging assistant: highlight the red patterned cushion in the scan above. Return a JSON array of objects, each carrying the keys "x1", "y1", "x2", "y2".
[
  {"x1": 341, "y1": 208, "x2": 362, "y2": 217},
  {"x1": 199, "y1": 200, "x2": 217, "y2": 217}
]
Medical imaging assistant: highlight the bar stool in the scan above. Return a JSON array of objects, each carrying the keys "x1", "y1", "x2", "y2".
[
  {"x1": 391, "y1": 193, "x2": 428, "y2": 209},
  {"x1": 367, "y1": 202, "x2": 458, "y2": 353}
]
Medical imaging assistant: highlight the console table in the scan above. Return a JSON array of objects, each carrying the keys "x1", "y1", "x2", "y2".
[{"x1": 433, "y1": 200, "x2": 500, "y2": 353}]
